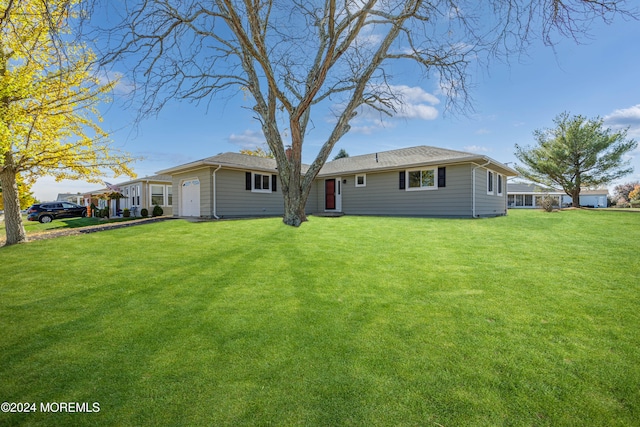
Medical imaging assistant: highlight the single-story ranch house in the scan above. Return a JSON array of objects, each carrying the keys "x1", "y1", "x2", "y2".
[
  {"x1": 83, "y1": 174, "x2": 173, "y2": 217},
  {"x1": 507, "y1": 183, "x2": 609, "y2": 208},
  {"x1": 155, "y1": 146, "x2": 518, "y2": 219}
]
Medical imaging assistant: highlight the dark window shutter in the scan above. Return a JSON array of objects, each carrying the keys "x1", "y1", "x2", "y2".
[
  {"x1": 272, "y1": 175, "x2": 277, "y2": 192},
  {"x1": 245, "y1": 172, "x2": 252, "y2": 190},
  {"x1": 438, "y1": 167, "x2": 446, "y2": 188},
  {"x1": 399, "y1": 171, "x2": 405, "y2": 190}
]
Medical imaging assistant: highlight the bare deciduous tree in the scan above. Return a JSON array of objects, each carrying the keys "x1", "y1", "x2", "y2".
[{"x1": 100, "y1": 0, "x2": 635, "y2": 226}]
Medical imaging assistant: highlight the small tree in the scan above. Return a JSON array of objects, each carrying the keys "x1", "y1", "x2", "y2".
[
  {"x1": 538, "y1": 195, "x2": 557, "y2": 212},
  {"x1": 613, "y1": 181, "x2": 640, "y2": 203},
  {"x1": 515, "y1": 113, "x2": 637, "y2": 207},
  {"x1": 629, "y1": 185, "x2": 640, "y2": 203},
  {"x1": 240, "y1": 145, "x2": 274, "y2": 158},
  {"x1": 333, "y1": 149, "x2": 350, "y2": 160}
]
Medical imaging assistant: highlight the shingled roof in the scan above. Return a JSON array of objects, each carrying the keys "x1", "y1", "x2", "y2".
[
  {"x1": 157, "y1": 152, "x2": 282, "y2": 174},
  {"x1": 318, "y1": 145, "x2": 517, "y2": 176},
  {"x1": 157, "y1": 146, "x2": 517, "y2": 176}
]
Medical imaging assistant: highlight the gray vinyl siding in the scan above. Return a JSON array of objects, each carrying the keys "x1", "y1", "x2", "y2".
[
  {"x1": 305, "y1": 180, "x2": 319, "y2": 214},
  {"x1": 146, "y1": 181, "x2": 173, "y2": 216},
  {"x1": 172, "y1": 168, "x2": 213, "y2": 217},
  {"x1": 169, "y1": 162, "x2": 508, "y2": 219},
  {"x1": 318, "y1": 164, "x2": 473, "y2": 217},
  {"x1": 173, "y1": 167, "x2": 320, "y2": 218},
  {"x1": 215, "y1": 169, "x2": 284, "y2": 217},
  {"x1": 473, "y1": 168, "x2": 507, "y2": 217}
]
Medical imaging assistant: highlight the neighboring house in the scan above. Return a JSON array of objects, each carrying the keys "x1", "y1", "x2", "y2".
[
  {"x1": 83, "y1": 175, "x2": 173, "y2": 216},
  {"x1": 156, "y1": 146, "x2": 518, "y2": 219},
  {"x1": 507, "y1": 183, "x2": 609, "y2": 208},
  {"x1": 56, "y1": 193, "x2": 84, "y2": 205}
]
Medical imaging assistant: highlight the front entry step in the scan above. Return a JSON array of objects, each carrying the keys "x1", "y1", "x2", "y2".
[{"x1": 313, "y1": 212, "x2": 345, "y2": 217}]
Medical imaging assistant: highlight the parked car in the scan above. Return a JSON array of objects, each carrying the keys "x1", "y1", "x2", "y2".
[{"x1": 27, "y1": 202, "x2": 87, "y2": 223}]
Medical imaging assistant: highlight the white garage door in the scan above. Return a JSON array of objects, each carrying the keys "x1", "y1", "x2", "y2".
[{"x1": 181, "y1": 179, "x2": 200, "y2": 217}]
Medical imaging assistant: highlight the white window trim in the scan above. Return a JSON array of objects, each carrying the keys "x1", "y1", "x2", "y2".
[
  {"x1": 150, "y1": 184, "x2": 166, "y2": 207},
  {"x1": 252, "y1": 172, "x2": 272, "y2": 193},
  {"x1": 406, "y1": 168, "x2": 437, "y2": 191},
  {"x1": 130, "y1": 184, "x2": 141, "y2": 207},
  {"x1": 487, "y1": 170, "x2": 494, "y2": 195},
  {"x1": 355, "y1": 174, "x2": 366, "y2": 187}
]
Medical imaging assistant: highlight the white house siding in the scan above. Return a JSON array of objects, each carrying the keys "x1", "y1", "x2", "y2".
[
  {"x1": 561, "y1": 194, "x2": 607, "y2": 208},
  {"x1": 317, "y1": 164, "x2": 476, "y2": 217}
]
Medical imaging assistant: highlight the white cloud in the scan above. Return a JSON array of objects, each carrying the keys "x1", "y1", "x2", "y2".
[
  {"x1": 96, "y1": 70, "x2": 135, "y2": 96},
  {"x1": 345, "y1": 85, "x2": 440, "y2": 134},
  {"x1": 604, "y1": 104, "x2": 640, "y2": 138},
  {"x1": 464, "y1": 145, "x2": 492, "y2": 153},
  {"x1": 227, "y1": 130, "x2": 265, "y2": 149},
  {"x1": 475, "y1": 128, "x2": 491, "y2": 135}
]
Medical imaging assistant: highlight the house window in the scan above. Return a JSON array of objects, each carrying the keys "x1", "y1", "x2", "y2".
[
  {"x1": 253, "y1": 173, "x2": 271, "y2": 193},
  {"x1": 407, "y1": 169, "x2": 436, "y2": 190},
  {"x1": 355, "y1": 174, "x2": 366, "y2": 187},
  {"x1": 487, "y1": 171, "x2": 494, "y2": 194},
  {"x1": 246, "y1": 172, "x2": 276, "y2": 193},
  {"x1": 151, "y1": 185, "x2": 165, "y2": 206},
  {"x1": 167, "y1": 186, "x2": 172, "y2": 206},
  {"x1": 497, "y1": 174, "x2": 503, "y2": 196},
  {"x1": 130, "y1": 185, "x2": 140, "y2": 206}
]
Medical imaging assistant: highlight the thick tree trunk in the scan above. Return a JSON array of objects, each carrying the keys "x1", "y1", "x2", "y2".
[
  {"x1": 282, "y1": 173, "x2": 310, "y2": 227},
  {"x1": 0, "y1": 164, "x2": 27, "y2": 245},
  {"x1": 283, "y1": 190, "x2": 307, "y2": 226},
  {"x1": 571, "y1": 190, "x2": 581, "y2": 208}
]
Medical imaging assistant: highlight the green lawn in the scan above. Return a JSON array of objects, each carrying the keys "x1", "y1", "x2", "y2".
[
  {"x1": 1, "y1": 210, "x2": 638, "y2": 426},
  {"x1": 0, "y1": 216, "x2": 143, "y2": 239}
]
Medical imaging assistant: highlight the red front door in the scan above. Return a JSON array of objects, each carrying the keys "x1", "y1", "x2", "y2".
[{"x1": 325, "y1": 179, "x2": 336, "y2": 210}]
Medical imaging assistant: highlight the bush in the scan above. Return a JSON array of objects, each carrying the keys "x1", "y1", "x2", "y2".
[
  {"x1": 102, "y1": 208, "x2": 109, "y2": 218},
  {"x1": 152, "y1": 205, "x2": 163, "y2": 217},
  {"x1": 140, "y1": 208, "x2": 149, "y2": 218},
  {"x1": 616, "y1": 197, "x2": 629, "y2": 208},
  {"x1": 539, "y1": 195, "x2": 557, "y2": 212},
  {"x1": 123, "y1": 208, "x2": 130, "y2": 218}
]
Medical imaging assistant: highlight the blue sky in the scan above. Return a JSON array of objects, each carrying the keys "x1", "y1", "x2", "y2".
[{"x1": 32, "y1": 12, "x2": 640, "y2": 201}]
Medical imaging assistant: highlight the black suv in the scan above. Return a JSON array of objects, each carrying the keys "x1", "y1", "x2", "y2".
[{"x1": 27, "y1": 202, "x2": 87, "y2": 223}]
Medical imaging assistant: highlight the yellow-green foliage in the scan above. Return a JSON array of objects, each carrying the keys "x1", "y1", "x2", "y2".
[
  {"x1": 629, "y1": 185, "x2": 640, "y2": 201},
  {"x1": 0, "y1": 174, "x2": 35, "y2": 209},
  {"x1": 0, "y1": 0, "x2": 135, "y2": 182},
  {"x1": 1, "y1": 0, "x2": 136, "y2": 244}
]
